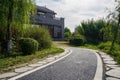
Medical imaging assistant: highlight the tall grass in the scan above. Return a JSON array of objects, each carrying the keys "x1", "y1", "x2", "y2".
[{"x1": 98, "y1": 42, "x2": 120, "y2": 65}]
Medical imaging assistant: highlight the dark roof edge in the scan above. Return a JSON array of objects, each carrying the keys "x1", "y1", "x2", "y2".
[{"x1": 36, "y1": 5, "x2": 56, "y2": 14}]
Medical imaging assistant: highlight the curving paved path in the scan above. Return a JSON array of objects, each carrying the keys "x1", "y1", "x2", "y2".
[{"x1": 17, "y1": 47, "x2": 97, "y2": 80}]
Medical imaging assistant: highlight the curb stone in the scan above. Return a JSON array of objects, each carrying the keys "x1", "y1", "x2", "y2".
[
  {"x1": 92, "y1": 50, "x2": 103, "y2": 80},
  {"x1": 8, "y1": 49, "x2": 72, "y2": 80},
  {"x1": 98, "y1": 51, "x2": 120, "y2": 80},
  {"x1": 0, "y1": 49, "x2": 70, "y2": 80},
  {"x1": 74, "y1": 48, "x2": 104, "y2": 80}
]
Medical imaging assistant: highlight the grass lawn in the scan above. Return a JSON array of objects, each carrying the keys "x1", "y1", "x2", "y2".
[
  {"x1": 53, "y1": 41, "x2": 70, "y2": 46},
  {"x1": 0, "y1": 47, "x2": 64, "y2": 74},
  {"x1": 80, "y1": 44, "x2": 99, "y2": 50}
]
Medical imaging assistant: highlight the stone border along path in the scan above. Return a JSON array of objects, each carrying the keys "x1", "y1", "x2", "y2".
[
  {"x1": 98, "y1": 51, "x2": 120, "y2": 80},
  {"x1": 0, "y1": 49, "x2": 70, "y2": 80}
]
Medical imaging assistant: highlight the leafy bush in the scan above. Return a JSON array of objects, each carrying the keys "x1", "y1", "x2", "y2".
[
  {"x1": 75, "y1": 19, "x2": 107, "y2": 44},
  {"x1": 19, "y1": 38, "x2": 38, "y2": 55},
  {"x1": 98, "y1": 42, "x2": 111, "y2": 52},
  {"x1": 64, "y1": 27, "x2": 71, "y2": 41},
  {"x1": 98, "y1": 42, "x2": 120, "y2": 64},
  {"x1": 70, "y1": 38, "x2": 84, "y2": 46},
  {"x1": 69, "y1": 33, "x2": 85, "y2": 46},
  {"x1": 64, "y1": 32, "x2": 71, "y2": 41},
  {"x1": 24, "y1": 26, "x2": 52, "y2": 50}
]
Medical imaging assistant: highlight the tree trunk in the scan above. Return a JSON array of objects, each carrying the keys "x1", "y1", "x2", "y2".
[
  {"x1": 110, "y1": 32, "x2": 117, "y2": 51},
  {"x1": 7, "y1": 1, "x2": 13, "y2": 55}
]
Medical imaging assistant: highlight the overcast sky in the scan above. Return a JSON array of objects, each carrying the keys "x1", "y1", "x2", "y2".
[{"x1": 36, "y1": 0, "x2": 116, "y2": 32}]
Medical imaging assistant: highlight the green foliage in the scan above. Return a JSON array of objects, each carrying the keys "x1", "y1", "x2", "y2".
[
  {"x1": 98, "y1": 42, "x2": 120, "y2": 65},
  {"x1": 0, "y1": 0, "x2": 35, "y2": 54},
  {"x1": 0, "y1": 26, "x2": 7, "y2": 53},
  {"x1": 64, "y1": 27, "x2": 71, "y2": 33},
  {"x1": 80, "y1": 42, "x2": 120, "y2": 65},
  {"x1": 81, "y1": 44, "x2": 98, "y2": 50},
  {"x1": 24, "y1": 26, "x2": 52, "y2": 50},
  {"x1": 0, "y1": 0, "x2": 35, "y2": 26},
  {"x1": 19, "y1": 38, "x2": 38, "y2": 55},
  {"x1": 107, "y1": 0, "x2": 120, "y2": 51},
  {"x1": 0, "y1": 47, "x2": 64, "y2": 73},
  {"x1": 70, "y1": 38, "x2": 84, "y2": 46},
  {"x1": 98, "y1": 42, "x2": 112, "y2": 52},
  {"x1": 98, "y1": 42, "x2": 120, "y2": 52},
  {"x1": 75, "y1": 19, "x2": 106, "y2": 44},
  {"x1": 69, "y1": 33, "x2": 85, "y2": 46},
  {"x1": 0, "y1": 26, "x2": 23, "y2": 54},
  {"x1": 64, "y1": 32, "x2": 71, "y2": 41},
  {"x1": 11, "y1": 25, "x2": 24, "y2": 52},
  {"x1": 64, "y1": 27, "x2": 71, "y2": 41},
  {"x1": 75, "y1": 25, "x2": 85, "y2": 35}
]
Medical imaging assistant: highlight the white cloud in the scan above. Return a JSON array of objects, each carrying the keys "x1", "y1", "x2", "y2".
[{"x1": 36, "y1": 0, "x2": 116, "y2": 32}]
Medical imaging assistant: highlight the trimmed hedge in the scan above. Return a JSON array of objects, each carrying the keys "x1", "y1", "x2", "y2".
[
  {"x1": 70, "y1": 38, "x2": 84, "y2": 46},
  {"x1": 69, "y1": 33, "x2": 85, "y2": 46},
  {"x1": 19, "y1": 38, "x2": 38, "y2": 55}
]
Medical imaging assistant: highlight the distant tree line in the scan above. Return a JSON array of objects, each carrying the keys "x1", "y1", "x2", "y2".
[{"x1": 65, "y1": 0, "x2": 120, "y2": 51}]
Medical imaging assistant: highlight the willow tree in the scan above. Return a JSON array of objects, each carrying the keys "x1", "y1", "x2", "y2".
[{"x1": 0, "y1": 0, "x2": 35, "y2": 55}]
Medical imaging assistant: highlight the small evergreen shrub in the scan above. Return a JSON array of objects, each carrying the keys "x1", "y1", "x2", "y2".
[
  {"x1": 19, "y1": 38, "x2": 38, "y2": 55},
  {"x1": 70, "y1": 38, "x2": 84, "y2": 46},
  {"x1": 69, "y1": 33, "x2": 85, "y2": 46}
]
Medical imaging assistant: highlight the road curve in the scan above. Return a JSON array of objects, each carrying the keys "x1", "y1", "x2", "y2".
[{"x1": 17, "y1": 47, "x2": 97, "y2": 80}]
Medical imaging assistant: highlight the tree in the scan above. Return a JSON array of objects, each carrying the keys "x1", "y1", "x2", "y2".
[
  {"x1": 75, "y1": 25, "x2": 85, "y2": 35},
  {"x1": 108, "y1": 0, "x2": 120, "y2": 51},
  {"x1": 75, "y1": 19, "x2": 106, "y2": 44},
  {"x1": 0, "y1": 0, "x2": 35, "y2": 55},
  {"x1": 64, "y1": 27, "x2": 71, "y2": 41}
]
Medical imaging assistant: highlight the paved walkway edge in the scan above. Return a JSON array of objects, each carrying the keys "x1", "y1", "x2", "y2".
[
  {"x1": 93, "y1": 51, "x2": 103, "y2": 80},
  {"x1": 8, "y1": 49, "x2": 72, "y2": 80}
]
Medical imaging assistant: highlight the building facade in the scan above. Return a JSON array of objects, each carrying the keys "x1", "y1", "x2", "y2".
[{"x1": 31, "y1": 5, "x2": 64, "y2": 41}]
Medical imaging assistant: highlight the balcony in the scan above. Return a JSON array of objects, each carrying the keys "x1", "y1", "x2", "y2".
[{"x1": 31, "y1": 15, "x2": 64, "y2": 26}]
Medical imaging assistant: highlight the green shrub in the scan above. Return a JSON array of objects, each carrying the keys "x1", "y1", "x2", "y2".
[
  {"x1": 11, "y1": 26, "x2": 23, "y2": 52},
  {"x1": 98, "y1": 42, "x2": 111, "y2": 52},
  {"x1": 70, "y1": 38, "x2": 84, "y2": 46},
  {"x1": 98, "y1": 42, "x2": 120, "y2": 52},
  {"x1": 19, "y1": 38, "x2": 38, "y2": 55},
  {"x1": 24, "y1": 26, "x2": 52, "y2": 50},
  {"x1": 69, "y1": 33, "x2": 85, "y2": 46},
  {"x1": 64, "y1": 32, "x2": 71, "y2": 41},
  {"x1": 64, "y1": 27, "x2": 71, "y2": 41},
  {"x1": 107, "y1": 50, "x2": 120, "y2": 64},
  {"x1": 0, "y1": 24, "x2": 24, "y2": 53}
]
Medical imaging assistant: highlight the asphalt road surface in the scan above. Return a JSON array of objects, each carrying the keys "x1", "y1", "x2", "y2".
[{"x1": 17, "y1": 47, "x2": 97, "y2": 80}]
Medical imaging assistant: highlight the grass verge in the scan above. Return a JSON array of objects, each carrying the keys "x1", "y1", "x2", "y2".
[
  {"x1": 55, "y1": 41, "x2": 120, "y2": 65},
  {"x1": 80, "y1": 44, "x2": 99, "y2": 50},
  {"x1": 98, "y1": 42, "x2": 120, "y2": 65},
  {"x1": 81, "y1": 42, "x2": 120, "y2": 65},
  {"x1": 0, "y1": 47, "x2": 64, "y2": 74}
]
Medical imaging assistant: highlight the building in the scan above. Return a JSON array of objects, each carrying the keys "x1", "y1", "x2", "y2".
[{"x1": 31, "y1": 5, "x2": 64, "y2": 41}]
